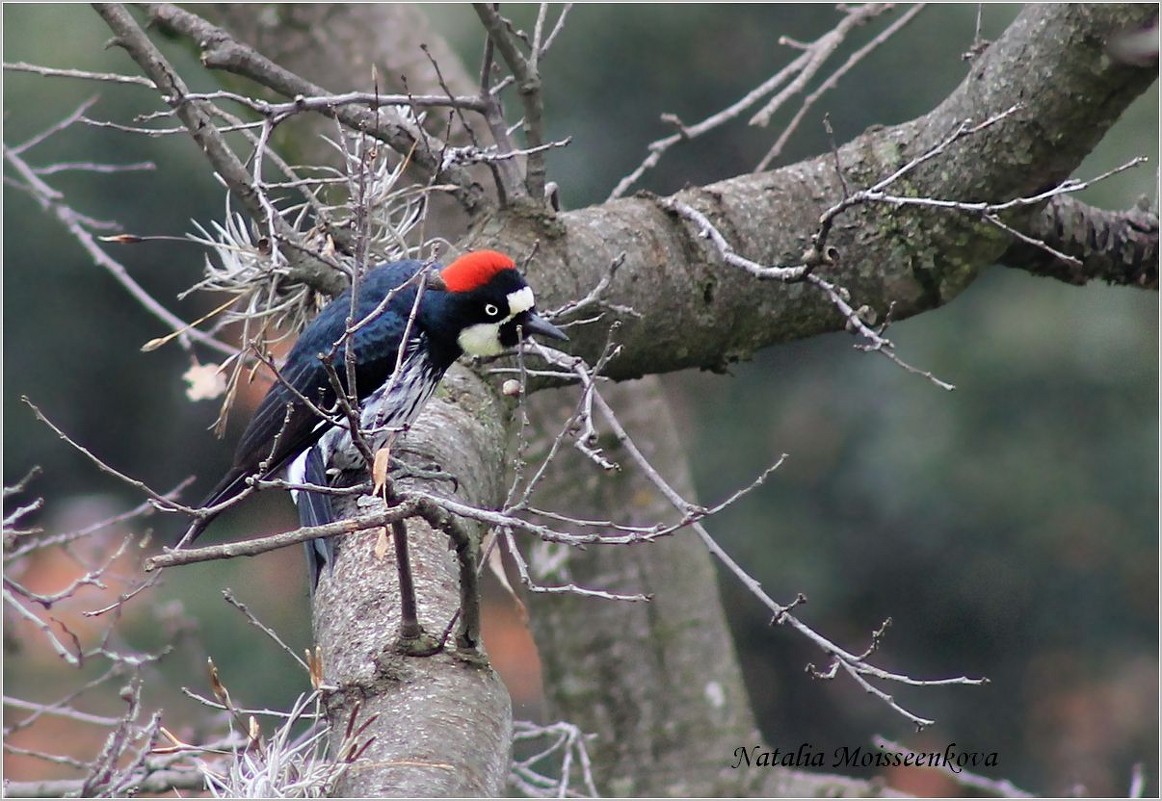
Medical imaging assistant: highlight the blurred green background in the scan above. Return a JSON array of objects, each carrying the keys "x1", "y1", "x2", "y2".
[{"x1": 4, "y1": 4, "x2": 1157, "y2": 796}]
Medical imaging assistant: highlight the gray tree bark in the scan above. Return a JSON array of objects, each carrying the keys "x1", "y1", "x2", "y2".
[
  {"x1": 463, "y1": 4, "x2": 1157, "y2": 380},
  {"x1": 312, "y1": 367, "x2": 512, "y2": 797}
]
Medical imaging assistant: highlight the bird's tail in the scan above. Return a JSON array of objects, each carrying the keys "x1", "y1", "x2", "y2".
[{"x1": 289, "y1": 447, "x2": 336, "y2": 595}]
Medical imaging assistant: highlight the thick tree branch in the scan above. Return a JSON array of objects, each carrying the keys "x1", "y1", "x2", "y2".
[
  {"x1": 311, "y1": 367, "x2": 512, "y2": 797},
  {"x1": 468, "y1": 4, "x2": 1157, "y2": 381},
  {"x1": 998, "y1": 194, "x2": 1158, "y2": 288}
]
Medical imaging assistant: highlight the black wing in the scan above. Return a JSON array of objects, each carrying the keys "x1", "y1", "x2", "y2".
[
  {"x1": 184, "y1": 357, "x2": 336, "y2": 542},
  {"x1": 183, "y1": 260, "x2": 429, "y2": 543}
]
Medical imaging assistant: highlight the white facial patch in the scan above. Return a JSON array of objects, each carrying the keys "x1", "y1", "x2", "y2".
[
  {"x1": 458, "y1": 322, "x2": 506, "y2": 356},
  {"x1": 457, "y1": 286, "x2": 538, "y2": 357},
  {"x1": 506, "y1": 286, "x2": 535, "y2": 315}
]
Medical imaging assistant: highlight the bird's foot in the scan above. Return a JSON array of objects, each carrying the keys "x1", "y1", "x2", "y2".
[
  {"x1": 452, "y1": 635, "x2": 489, "y2": 667},
  {"x1": 394, "y1": 628, "x2": 443, "y2": 657}
]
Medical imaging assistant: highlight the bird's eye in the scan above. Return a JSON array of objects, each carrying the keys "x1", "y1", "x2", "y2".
[{"x1": 484, "y1": 303, "x2": 501, "y2": 318}]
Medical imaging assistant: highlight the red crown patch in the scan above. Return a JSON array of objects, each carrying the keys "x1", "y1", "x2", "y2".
[{"x1": 440, "y1": 250, "x2": 516, "y2": 292}]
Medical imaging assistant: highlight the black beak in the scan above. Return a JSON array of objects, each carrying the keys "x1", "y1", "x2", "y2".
[{"x1": 519, "y1": 311, "x2": 569, "y2": 342}]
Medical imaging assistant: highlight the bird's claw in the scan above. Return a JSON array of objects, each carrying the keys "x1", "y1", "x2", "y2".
[{"x1": 394, "y1": 630, "x2": 443, "y2": 657}]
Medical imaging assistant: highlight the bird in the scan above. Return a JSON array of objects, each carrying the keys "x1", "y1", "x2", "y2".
[{"x1": 183, "y1": 249, "x2": 568, "y2": 555}]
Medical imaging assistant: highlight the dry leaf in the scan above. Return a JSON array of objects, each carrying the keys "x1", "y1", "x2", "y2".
[
  {"x1": 306, "y1": 646, "x2": 325, "y2": 690},
  {"x1": 374, "y1": 528, "x2": 390, "y2": 560},
  {"x1": 142, "y1": 295, "x2": 237, "y2": 353},
  {"x1": 489, "y1": 536, "x2": 527, "y2": 623},
  {"x1": 372, "y1": 446, "x2": 391, "y2": 495},
  {"x1": 207, "y1": 657, "x2": 231, "y2": 708}
]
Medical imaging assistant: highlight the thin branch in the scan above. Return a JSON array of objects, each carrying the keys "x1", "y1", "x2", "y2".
[
  {"x1": 144, "y1": 503, "x2": 417, "y2": 570},
  {"x1": 2, "y1": 60, "x2": 156, "y2": 87},
  {"x1": 2, "y1": 143, "x2": 237, "y2": 357},
  {"x1": 816, "y1": 272, "x2": 956, "y2": 388},
  {"x1": 144, "y1": 3, "x2": 486, "y2": 214},
  {"x1": 502, "y1": 530, "x2": 652, "y2": 603},
  {"x1": 588, "y1": 387, "x2": 984, "y2": 729},
  {"x1": 20, "y1": 397, "x2": 199, "y2": 515},
  {"x1": 10, "y1": 95, "x2": 101, "y2": 155},
  {"x1": 3, "y1": 586, "x2": 82, "y2": 665},
  {"x1": 757, "y1": 4, "x2": 928, "y2": 170},
  {"x1": 535, "y1": 4, "x2": 573, "y2": 60},
  {"x1": 610, "y1": 45, "x2": 812, "y2": 200},
  {"x1": 751, "y1": 4, "x2": 894, "y2": 127},
  {"x1": 610, "y1": 3, "x2": 893, "y2": 199},
  {"x1": 474, "y1": 3, "x2": 550, "y2": 200},
  {"x1": 660, "y1": 197, "x2": 809, "y2": 282},
  {"x1": 221, "y1": 588, "x2": 311, "y2": 672}
]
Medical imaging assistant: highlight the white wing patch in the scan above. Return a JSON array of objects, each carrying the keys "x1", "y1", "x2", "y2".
[{"x1": 286, "y1": 451, "x2": 307, "y2": 503}]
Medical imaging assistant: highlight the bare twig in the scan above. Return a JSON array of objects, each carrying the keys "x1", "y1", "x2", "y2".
[
  {"x1": 145, "y1": 503, "x2": 417, "y2": 570},
  {"x1": 611, "y1": 4, "x2": 893, "y2": 199},
  {"x1": 10, "y1": 95, "x2": 102, "y2": 155},
  {"x1": 144, "y1": 3, "x2": 486, "y2": 214},
  {"x1": 661, "y1": 197, "x2": 809, "y2": 282},
  {"x1": 2, "y1": 143, "x2": 237, "y2": 357},
  {"x1": 750, "y1": 4, "x2": 894, "y2": 127},
  {"x1": 222, "y1": 588, "x2": 311, "y2": 672},
  {"x1": 502, "y1": 529, "x2": 652, "y2": 604},
  {"x1": 21, "y1": 397, "x2": 200, "y2": 515},
  {"x1": 3, "y1": 60, "x2": 156, "y2": 86},
  {"x1": 3, "y1": 585, "x2": 83, "y2": 665},
  {"x1": 588, "y1": 388, "x2": 984, "y2": 729},
  {"x1": 757, "y1": 4, "x2": 927, "y2": 170},
  {"x1": 660, "y1": 197, "x2": 955, "y2": 389},
  {"x1": 474, "y1": 3, "x2": 549, "y2": 199}
]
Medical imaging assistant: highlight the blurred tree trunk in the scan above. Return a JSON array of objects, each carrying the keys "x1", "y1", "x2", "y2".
[{"x1": 523, "y1": 380, "x2": 876, "y2": 797}]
